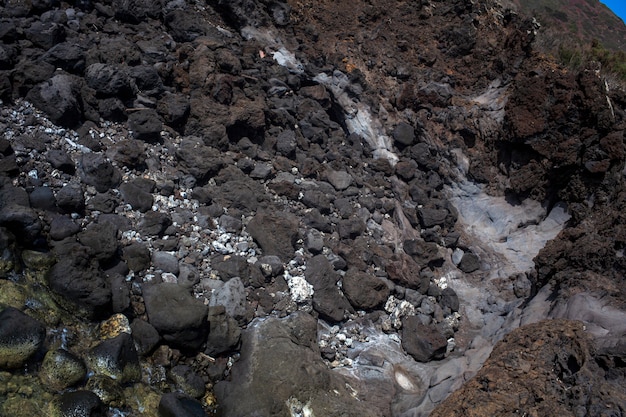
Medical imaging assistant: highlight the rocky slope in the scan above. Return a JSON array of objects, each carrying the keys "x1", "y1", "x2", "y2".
[{"x1": 0, "y1": 0, "x2": 625, "y2": 416}]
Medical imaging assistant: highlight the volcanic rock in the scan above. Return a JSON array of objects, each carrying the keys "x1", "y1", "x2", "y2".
[
  {"x1": 143, "y1": 283, "x2": 208, "y2": 351},
  {"x1": 0, "y1": 307, "x2": 46, "y2": 369}
]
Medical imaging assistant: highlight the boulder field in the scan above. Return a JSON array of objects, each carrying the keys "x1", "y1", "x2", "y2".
[{"x1": 0, "y1": 0, "x2": 625, "y2": 416}]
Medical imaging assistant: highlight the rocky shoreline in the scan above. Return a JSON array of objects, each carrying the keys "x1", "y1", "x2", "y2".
[{"x1": 1, "y1": 1, "x2": 625, "y2": 416}]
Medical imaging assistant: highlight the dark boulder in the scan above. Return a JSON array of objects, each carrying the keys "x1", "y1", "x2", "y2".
[
  {"x1": 77, "y1": 222, "x2": 119, "y2": 263},
  {"x1": 47, "y1": 244, "x2": 111, "y2": 318},
  {"x1": 41, "y1": 42, "x2": 86, "y2": 74},
  {"x1": 56, "y1": 183, "x2": 84, "y2": 213},
  {"x1": 169, "y1": 365, "x2": 206, "y2": 399},
  {"x1": 26, "y1": 73, "x2": 83, "y2": 127},
  {"x1": 157, "y1": 93, "x2": 190, "y2": 129},
  {"x1": 247, "y1": 211, "x2": 299, "y2": 262},
  {"x1": 130, "y1": 318, "x2": 160, "y2": 356},
  {"x1": 142, "y1": 283, "x2": 208, "y2": 351},
  {"x1": 46, "y1": 149, "x2": 75, "y2": 174},
  {"x1": 342, "y1": 269, "x2": 390, "y2": 310},
  {"x1": 85, "y1": 63, "x2": 132, "y2": 97},
  {"x1": 159, "y1": 393, "x2": 207, "y2": 417},
  {"x1": 458, "y1": 252, "x2": 480, "y2": 273},
  {"x1": 175, "y1": 137, "x2": 225, "y2": 182},
  {"x1": 164, "y1": 9, "x2": 207, "y2": 42},
  {"x1": 122, "y1": 242, "x2": 151, "y2": 272},
  {"x1": 24, "y1": 21, "x2": 65, "y2": 50},
  {"x1": 54, "y1": 391, "x2": 106, "y2": 417},
  {"x1": 119, "y1": 181, "x2": 153, "y2": 212},
  {"x1": 205, "y1": 306, "x2": 241, "y2": 356},
  {"x1": 87, "y1": 333, "x2": 141, "y2": 383},
  {"x1": 393, "y1": 122, "x2": 415, "y2": 146},
  {"x1": 128, "y1": 109, "x2": 162, "y2": 142},
  {"x1": 0, "y1": 307, "x2": 46, "y2": 369},
  {"x1": 401, "y1": 315, "x2": 448, "y2": 362},
  {"x1": 78, "y1": 153, "x2": 121, "y2": 193},
  {"x1": 49, "y1": 215, "x2": 81, "y2": 240}
]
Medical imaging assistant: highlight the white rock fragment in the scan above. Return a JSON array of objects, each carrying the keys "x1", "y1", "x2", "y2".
[{"x1": 285, "y1": 273, "x2": 314, "y2": 303}]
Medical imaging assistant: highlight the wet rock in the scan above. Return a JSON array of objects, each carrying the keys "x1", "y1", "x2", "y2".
[
  {"x1": 169, "y1": 365, "x2": 206, "y2": 399},
  {"x1": 78, "y1": 153, "x2": 121, "y2": 193},
  {"x1": 128, "y1": 109, "x2": 162, "y2": 142},
  {"x1": 119, "y1": 181, "x2": 153, "y2": 212},
  {"x1": 205, "y1": 305, "x2": 241, "y2": 356},
  {"x1": 108, "y1": 274, "x2": 131, "y2": 314},
  {"x1": 143, "y1": 283, "x2": 208, "y2": 351},
  {"x1": 130, "y1": 318, "x2": 160, "y2": 356},
  {"x1": 87, "y1": 332, "x2": 141, "y2": 383},
  {"x1": 159, "y1": 392, "x2": 208, "y2": 417},
  {"x1": 0, "y1": 307, "x2": 46, "y2": 369},
  {"x1": 342, "y1": 269, "x2": 390, "y2": 310},
  {"x1": 26, "y1": 73, "x2": 83, "y2": 127},
  {"x1": 54, "y1": 391, "x2": 106, "y2": 417},
  {"x1": 247, "y1": 211, "x2": 299, "y2": 262},
  {"x1": 39, "y1": 348, "x2": 87, "y2": 391},
  {"x1": 47, "y1": 244, "x2": 111, "y2": 318},
  {"x1": 401, "y1": 316, "x2": 448, "y2": 362},
  {"x1": 85, "y1": 375, "x2": 124, "y2": 409}
]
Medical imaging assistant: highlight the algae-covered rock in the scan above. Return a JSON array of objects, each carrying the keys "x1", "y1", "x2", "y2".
[
  {"x1": 86, "y1": 333, "x2": 141, "y2": 383},
  {"x1": 21, "y1": 250, "x2": 56, "y2": 271},
  {"x1": 50, "y1": 390, "x2": 106, "y2": 417},
  {"x1": 0, "y1": 307, "x2": 46, "y2": 369},
  {"x1": 86, "y1": 375, "x2": 124, "y2": 408},
  {"x1": 0, "y1": 280, "x2": 27, "y2": 309},
  {"x1": 98, "y1": 313, "x2": 131, "y2": 340},
  {"x1": 39, "y1": 348, "x2": 87, "y2": 392}
]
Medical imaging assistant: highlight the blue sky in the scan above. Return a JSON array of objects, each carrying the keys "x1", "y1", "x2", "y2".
[{"x1": 601, "y1": 0, "x2": 626, "y2": 24}]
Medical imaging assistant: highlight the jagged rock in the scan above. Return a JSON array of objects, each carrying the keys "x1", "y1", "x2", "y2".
[
  {"x1": 26, "y1": 73, "x2": 82, "y2": 127},
  {"x1": 143, "y1": 283, "x2": 208, "y2": 351},
  {"x1": 77, "y1": 222, "x2": 119, "y2": 263},
  {"x1": 458, "y1": 252, "x2": 480, "y2": 273},
  {"x1": 176, "y1": 137, "x2": 224, "y2": 181},
  {"x1": 24, "y1": 21, "x2": 65, "y2": 50},
  {"x1": 41, "y1": 42, "x2": 86, "y2": 74},
  {"x1": 119, "y1": 182, "x2": 153, "y2": 212},
  {"x1": 247, "y1": 211, "x2": 299, "y2": 262},
  {"x1": 432, "y1": 320, "x2": 626, "y2": 417},
  {"x1": 439, "y1": 287, "x2": 459, "y2": 312},
  {"x1": 205, "y1": 305, "x2": 241, "y2": 356},
  {"x1": 85, "y1": 63, "x2": 132, "y2": 97},
  {"x1": 342, "y1": 269, "x2": 390, "y2": 309},
  {"x1": 0, "y1": 307, "x2": 46, "y2": 369},
  {"x1": 138, "y1": 211, "x2": 171, "y2": 236},
  {"x1": 401, "y1": 316, "x2": 448, "y2": 362},
  {"x1": 47, "y1": 244, "x2": 111, "y2": 318},
  {"x1": 128, "y1": 109, "x2": 162, "y2": 142},
  {"x1": 49, "y1": 215, "x2": 81, "y2": 240},
  {"x1": 78, "y1": 153, "x2": 121, "y2": 193},
  {"x1": 46, "y1": 149, "x2": 75, "y2": 173},
  {"x1": 157, "y1": 93, "x2": 190, "y2": 128}
]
